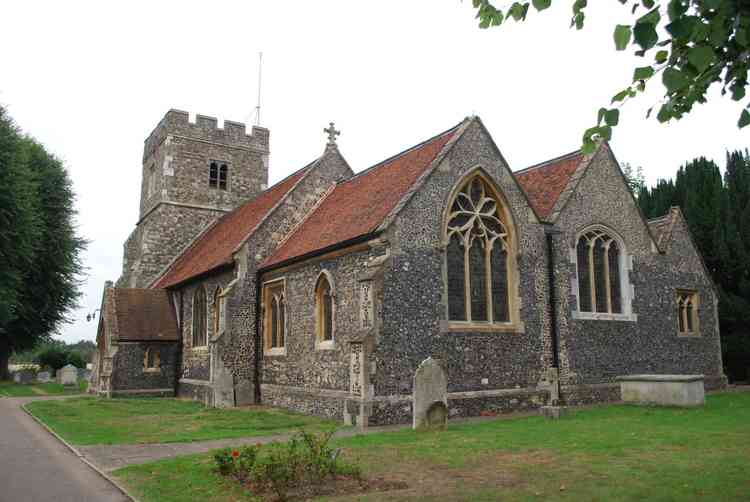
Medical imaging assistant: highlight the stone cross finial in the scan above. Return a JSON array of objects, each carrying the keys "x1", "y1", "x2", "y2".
[{"x1": 324, "y1": 122, "x2": 340, "y2": 146}]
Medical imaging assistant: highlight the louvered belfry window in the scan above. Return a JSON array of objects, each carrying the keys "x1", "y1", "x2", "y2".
[
  {"x1": 576, "y1": 229, "x2": 623, "y2": 314},
  {"x1": 446, "y1": 175, "x2": 511, "y2": 324}
]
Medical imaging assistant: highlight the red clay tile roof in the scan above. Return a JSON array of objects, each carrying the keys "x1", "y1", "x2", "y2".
[
  {"x1": 262, "y1": 124, "x2": 462, "y2": 268},
  {"x1": 111, "y1": 288, "x2": 179, "y2": 341},
  {"x1": 514, "y1": 151, "x2": 584, "y2": 220},
  {"x1": 153, "y1": 166, "x2": 310, "y2": 288}
]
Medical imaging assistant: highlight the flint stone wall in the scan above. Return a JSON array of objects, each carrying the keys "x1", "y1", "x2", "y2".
[
  {"x1": 111, "y1": 342, "x2": 178, "y2": 393},
  {"x1": 552, "y1": 148, "x2": 725, "y2": 389}
]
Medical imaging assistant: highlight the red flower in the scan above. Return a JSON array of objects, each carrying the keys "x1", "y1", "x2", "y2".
[{"x1": 231, "y1": 450, "x2": 240, "y2": 458}]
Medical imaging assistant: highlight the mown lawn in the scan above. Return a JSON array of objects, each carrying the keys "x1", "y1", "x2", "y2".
[
  {"x1": 0, "y1": 380, "x2": 87, "y2": 397},
  {"x1": 26, "y1": 397, "x2": 338, "y2": 445},
  {"x1": 115, "y1": 391, "x2": 750, "y2": 501}
]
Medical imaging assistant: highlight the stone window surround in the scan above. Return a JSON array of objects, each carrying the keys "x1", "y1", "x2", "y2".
[
  {"x1": 262, "y1": 277, "x2": 287, "y2": 356},
  {"x1": 143, "y1": 347, "x2": 161, "y2": 372},
  {"x1": 212, "y1": 286, "x2": 225, "y2": 339},
  {"x1": 440, "y1": 168, "x2": 524, "y2": 334},
  {"x1": 191, "y1": 285, "x2": 209, "y2": 348},
  {"x1": 676, "y1": 289, "x2": 701, "y2": 337},
  {"x1": 314, "y1": 270, "x2": 336, "y2": 350},
  {"x1": 570, "y1": 224, "x2": 637, "y2": 322},
  {"x1": 208, "y1": 159, "x2": 230, "y2": 190}
]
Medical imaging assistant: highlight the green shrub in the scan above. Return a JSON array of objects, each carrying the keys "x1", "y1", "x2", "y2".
[{"x1": 214, "y1": 430, "x2": 359, "y2": 501}]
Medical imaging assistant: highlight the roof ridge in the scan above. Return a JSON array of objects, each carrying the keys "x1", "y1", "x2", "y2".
[
  {"x1": 343, "y1": 120, "x2": 465, "y2": 184},
  {"x1": 515, "y1": 149, "x2": 582, "y2": 175}
]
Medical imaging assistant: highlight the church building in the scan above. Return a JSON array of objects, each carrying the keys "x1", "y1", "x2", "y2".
[{"x1": 91, "y1": 109, "x2": 726, "y2": 426}]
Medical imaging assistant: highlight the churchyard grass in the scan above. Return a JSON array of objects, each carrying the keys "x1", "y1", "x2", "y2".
[
  {"x1": 0, "y1": 380, "x2": 87, "y2": 397},
  {"x1": 25, "y1": 397, "x2": 337, "y2": 445},
  {"x1": 114, "y1": 391, "x2": 750, "y2": 501}
]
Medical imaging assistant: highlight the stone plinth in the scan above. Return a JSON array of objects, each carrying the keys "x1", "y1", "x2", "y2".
[
  {"x1": 616, "y1": 374, "x2": 705, "y2": 407},
  {"x1": 540, "y1": 405, "x2": 569, "y2": 419},
  {"x1": 413, "y1": 357, "x2": 448, "y2": 430}
]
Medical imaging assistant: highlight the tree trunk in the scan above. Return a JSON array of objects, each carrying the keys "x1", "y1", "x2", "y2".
[{"x1": 0, "y1": 341, "x2": 10, "y2": 381}]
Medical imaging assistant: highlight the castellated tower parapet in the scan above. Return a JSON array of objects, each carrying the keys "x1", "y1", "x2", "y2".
[{"x1": 118, "y1": 109, "x2": 270, "y2": 289}]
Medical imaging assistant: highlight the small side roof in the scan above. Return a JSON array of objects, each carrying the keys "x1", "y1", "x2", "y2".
[
  {"x1": 647, "y1": 209, "x2": 678, "y2": 252},
  {"x1": 109, "y1": 288, "x2": 179, "y2": 341},
  {"x1": 514, "y1": 150, "x2": 585, "y2": 220},
  {"x1": 261, "y1": 121, "x2": 465, "y2": 268},
  {"x1": 153, "y1": 164, "x2": 312, "y2": 288}
]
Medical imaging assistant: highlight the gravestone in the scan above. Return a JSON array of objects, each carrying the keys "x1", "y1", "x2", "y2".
[
  {"x1": 413, "y1": 357, "x2": 448, "y2": 430},
  {"x1": 37, "y1": 371, "x2": 51, "y2": 383},
  {"x1": 13, "y1": 370, "x2": 34, "y2": 384},
  {"x1": 78, "y1": 368, "x2": 91, "y2": 381},
  {"x1": 13, "y1": 372, "x2": 21, "y2": 383},
  {"x1": 58, "y1": 364, "x2": 78, "y2": 386}
]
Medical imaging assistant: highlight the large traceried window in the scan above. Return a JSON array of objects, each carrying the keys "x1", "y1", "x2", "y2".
[
  {"x1": 315, "y1": 273, "x2": 334, "y2": 346},
  {"x1": 263, "y1": 281, "x2": 286, "y2": 352},
  {"x1": 192, "y1": 286, "x2": 208, "y2": 347},
  {"x1": 445, "y1": 174, "x2": 517, "y2": 327},
  {"x1": 576, "y1": 228, "x2": 623, "y2": 314}
]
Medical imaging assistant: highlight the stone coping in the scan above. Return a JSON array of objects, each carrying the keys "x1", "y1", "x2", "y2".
[{"x1": 616, "y1": 374, "x2": 704, "y2": 383}]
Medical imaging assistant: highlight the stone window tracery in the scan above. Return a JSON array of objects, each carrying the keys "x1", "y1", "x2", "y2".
[
  {"x1": 263, "y1": 281, "x2": 286, "y2": 352},
  {"x1": 575, "y1": 229, "x2": 624, "y2": 314},
  {"x1": 677, "y1": 290, "x2": 699, "y2": 336},
  {"x1": 315, "y1": 273, "x2": 335, "y2": 346},
  {"x1": 445, "y1": 174, "x2": 517, "y2": 327},
  {"x1": 192, "y1": 286, "x2": 207, "y2": 347}
]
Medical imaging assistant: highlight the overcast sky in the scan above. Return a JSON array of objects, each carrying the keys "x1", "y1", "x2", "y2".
[{"x1": 2, "y1": 1, "x2": 746, "y2": 344}]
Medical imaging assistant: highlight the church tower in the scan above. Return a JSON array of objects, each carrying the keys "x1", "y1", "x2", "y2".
[{"x1": 118, "y1": 109, "x2": 270, "y2": 288}]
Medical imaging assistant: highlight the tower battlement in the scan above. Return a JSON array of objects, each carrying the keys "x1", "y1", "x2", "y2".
[{"x1": 143, "y1": 109, "x2": 269, "y2": 162}]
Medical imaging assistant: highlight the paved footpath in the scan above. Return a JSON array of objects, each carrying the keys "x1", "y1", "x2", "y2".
[{"x1": 0, "y1": 396, "x2": 128, "y2": 502}]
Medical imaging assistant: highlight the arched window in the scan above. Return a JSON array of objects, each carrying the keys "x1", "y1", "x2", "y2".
[
  {"x1": 144, "y1": 348, "x2": 161, "y2": 369},
  {"x1": 576, "y1": 229, "x2": 624, "y2": 314},
  {"x1": 445, "y1": 174, "x2": 516, "y2": 325},
  {"x1": 315, "y1": 273, "x2": 334, "y2": 344},
  {"x1": 192, "y1": 286, "x2": 207, "y2": 347},
  {"x1": 263, "y1": 281, "x2": 286, "y2": 350},
  {"x1": 213, "y1": 287, "x2": 223, "y2": 337},
  {"x1": 677, "y1": 290, "x2": 699, "y2": 335}
]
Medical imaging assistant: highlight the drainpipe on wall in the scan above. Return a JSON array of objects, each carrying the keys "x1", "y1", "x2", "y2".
[
  {"x1": 544, "y1": 226, "x2": 563, "y2": 406},
  {"x1": 253, "y1": 269, "x2": 262, "y2": 404},
  {"x1": 174, "y1": 290, "x2": 184, "y2": 398}
]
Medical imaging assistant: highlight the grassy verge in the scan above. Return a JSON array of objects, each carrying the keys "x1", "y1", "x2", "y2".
[
  {"x1": 0, "y1": 380, "x2": 87, "y2": 397},
  {"x1": 26, "y1": 397, "x2": 338, "y2": 445},
  {"x1": 115, "y1": 391, "x2": 750, "y2": 501}
]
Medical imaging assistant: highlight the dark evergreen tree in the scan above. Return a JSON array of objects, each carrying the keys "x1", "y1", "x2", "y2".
[{"x1": 0, "y1": 107, "x2": 85, "y2": 380}]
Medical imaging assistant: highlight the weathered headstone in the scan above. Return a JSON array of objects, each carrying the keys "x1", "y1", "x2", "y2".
[
  {"x1": 13, "y1": 370, "x2": 34, "y2": 384},
  {"x1": 13, "y1": 372, "x2": 21, "y2": 383},
  {"x1": 37, "y1": 371, "x2": 52, "y2": 383},
  {"x1": 413, "y1": 357, "x2": 448, "y2": 430},
  {"x1": 58, "y1": 364, "x2": 78, "y2": 386}
]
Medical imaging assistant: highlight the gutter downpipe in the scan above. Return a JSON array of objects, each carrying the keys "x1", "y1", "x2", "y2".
[{"x1": 544, "y1": 226, "x2": 563, "y2": 405}]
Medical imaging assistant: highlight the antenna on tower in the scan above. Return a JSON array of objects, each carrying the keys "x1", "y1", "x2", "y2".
[{"x1": 255, "y1": 52, "x2": 263, "y2": 126}]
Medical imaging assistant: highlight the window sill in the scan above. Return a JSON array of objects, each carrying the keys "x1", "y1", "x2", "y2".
[
  {"x1": 677, "y1": 332, "x2": 701, "y2": 338},
  {"x1": 264, "y1": 347, "x2": 286, "y2": 357},
  {"x1": 315, "y1": 340, "x2": 336, "y2": 350},
  {"x1": 143, "y1": 368, "x2": 161, "y2": 373},
  {"x1": 440, "y1": 321, "x2": 525, "y2": 334},
  {"x1": 190, "y1": 346, "x2": 209, "y2": 353},
  {"x1": 572, "y1": 311, "x2": 638, "y2": 322}
]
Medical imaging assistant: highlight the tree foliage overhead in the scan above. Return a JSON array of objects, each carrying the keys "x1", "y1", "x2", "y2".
[
  {"x1": 637, "y1": 150, "x2": 750, "y2": 379},
  {"x1": 471, "y1": 0, "x2": 750, "y2": 152},
  {"x1": 0, "y1": 106, "x2": 86, "y2": 379}
]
